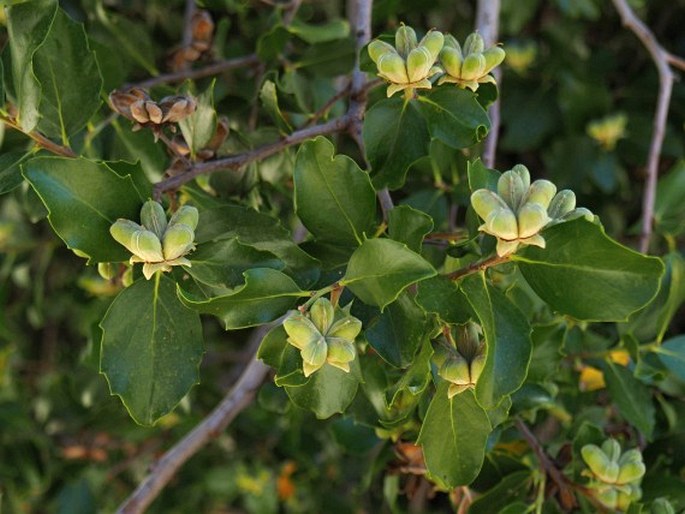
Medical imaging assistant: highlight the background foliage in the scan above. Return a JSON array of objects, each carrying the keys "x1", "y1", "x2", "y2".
[{"x1": 0, "y1": 0, "x2": 684, "y2": 513}]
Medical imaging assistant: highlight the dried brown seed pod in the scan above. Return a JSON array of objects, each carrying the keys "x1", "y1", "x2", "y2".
[{"x1": 108, "y1": 87, "x2": 150, "y2": 119}]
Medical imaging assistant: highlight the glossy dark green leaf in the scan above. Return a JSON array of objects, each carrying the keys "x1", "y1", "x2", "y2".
[
  {"x1": 527, "y1": 323, "x2": 566, "y2": 382},
  {"x1": 257, "y1": 324, "x2": 307, "y2": 387},
  {"x1": 294, "y1": 137, "x2": 377, "y2": 245},
  {"x1": 468, "y1": 158, "x2": 500, "y2": 192},
  {"x1": 112, "y1": 120, "x2": 168, "y2": 181},
  {"x1": 655, "y1": 335, "x2": 685, "y2": 382},
  {"x1": 602, "y1": 360, "x2": 655, "y2": 438},
  {"x1": 34, "y1": 8, "x2": 102, "y2": 142},
  {"x1": 387, "y1": 205, "x2": 433, "y2": 253},
  {"x1": 513, "y1": 219, "x2": 664, "y2": 321},
  {"x1": 0, "y1": 151, "x2": 33, "y2": 194},
  {"x1": 416, "y1": 275, "x2": 472, "y2": 324},
  {"x1": 461, "y1": 273, "x2": 532, "y2": 409},
  {"x1": 285, "y1": 357, "x2": 361, "y2": 419},
  {"x1": 187, "y1": 238, "x2": 284, "y2": 289},
  {"x1": 100, "y1": 275, "x2": 204, "y2": 425},
  {"x1": 417, "y1": 385, "x2": 491, "y2": 487},
  {"x1": 96, "y1": 7, "x2": 157, "y2": 74},
  {"x1": 341, "y1": 238, "x2": 436, "y2": 309},
  {"x1": 6, "y1": 0, "x2": 58, "y2": 132},
  {"x1": 654, "y1": 160, "x2": 685, "y2": 236},
  {"x1": 23, "y1": 157, "x2": 144, "y2": 262},
  {"x1": 416, "y1": 88, "x2": 489, "y2": 149},
  {"x1": 259, "y1": 79, "x2": 292, "y2": 134},
  {"x1": 364, "y1": 293, "x2": 430, "y2": 368},
  {"x1": 178, "y1": 268, "x2": 308, "y2": 329},
  {"x1": 179, "y1": 80, "x2": 217, "y2": 156},
  {"x1": 467, "y1": 471, "x2": 532, "y2": 514},
  {"x1": 364, "y1": 97, "x2": 430, "y2": 190}
]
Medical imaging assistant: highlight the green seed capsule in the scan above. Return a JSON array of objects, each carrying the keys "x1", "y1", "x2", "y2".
[
  {"x1": 524, "y1": 180, "x2": 557, "y2": 209},
  {"x1": 327, "y1": 316, "x2": 362, "y2": 342},
  {"x1": 440, "y1": 46, "x2": 464, "y2": 78},
  {"x1": 377, "y1": 52, "x2": 409, "y2": 83},
  {"x1": 283, "y1": 312, "x2": 320, "y2": 350},
  {"x1": 395, "y1": 24, "x2": 418, "y2": 58},
  {"x1": 168, "y1": 205, "x2": 199, "y2": 231},
  {"x1": 407, "y1": 46, "x2": 434, "y2": 82},
  {"x1": 469, "y1": 353, "x2": 486, "y2": 382},
  {"x1": 461, "y1": 53, "x2": 486, "y2": 81},
  {"x1": 547, "y1": 190, "x2": 576, "y2": 218},
  {"x1": 498, "y1": 170, "x2": 527, "y2": 211},
  {"x1": 511, "y1": 164, "x2": 531, "y2": 190},
  {"x1": 593, "y1": 487, "x2": 618, "y2": 510},
  {"x1": 440, "y1": 353, "x2": 471, "y2": 385},
  {"x1": 482, "y1": 46, "x2": 506, "y2": 74},
  {"x1": 463, "y1": 32, "x2": 485, "y2": 55},
  {"x1": 616, "y1": 484, "x2": 642, "y2": 511},
  {"x1": 485, "y1": 207, "x2": 518, "y2": 241},
  {"x1": 97, "y1": 262, "x2": 117, "y2": 280},
  {"x1": 517, "y1": 202, "x2": 550, "y2": 239},
  {"x1": 110, "y1": 219, "x2": 144, "y2": 254},
  {"x1": 419, "y1": 30, "x2": 444, "y2": 60},
  {"x1": 471, "y1": 189, "x2": 509, "y2": 220},
  {"x1": 140, "y1": 200, "x2": 168, "y2": 239},
  {"x1": 162, "y1": 223, "x2": 195, "y2": 261},
  {"x1": 131, "y1": 229, "x2": 164, "y2": 262},
  {"x1": 310, "y1": 297, "x2": 335, "y2": 334},
  {"x1": 326, "y1": 339, "x2": 356, "y2": 367},
  {"x1": 301, "y1": 337, "x2": 328, "y2": 367},
  {"x1": 368, "y1": 40, "x2": 396, "y2": 63},
  {"x1": 602, "y1": 439, "x2": 622, "y2": 463},
  {"x1": 617, "y1": 460, "x2": 646, "y2": 485},
  {"x1": 582, "y1": 444, "x2": 613, "y2": 477},
  {"x1": 562, "y1": 207, "x2": 594, "y2": 222},
  {"x1": 443, "y1": 34, "x2": 461, "y2": 52}
]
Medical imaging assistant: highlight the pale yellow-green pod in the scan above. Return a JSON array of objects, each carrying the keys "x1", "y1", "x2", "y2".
[
  {"x1": 602, "y1": 438, "x2": 622, "y2": 463},
  {"x1": 463, "y1": 33, "x2": 485, "y2": 55},
  {"x1": 497, "y1": 170, "x2": 527, "y2": 211},
  {"x1": 485, "y1": 207, "x2": 518, "y2": 241},
  {"x1": 562, "y1": 207, "x2": 594, "y2": 222},
  {"x1": 419, "y1": 30, "x2": 444, "y2": 60},
  {"x1": 168, "y1": 205, "x2": 199, "y2": 231},
  {"x1": 377, "y1": 52, "x2": 409, "y2": 84},
  {"x1": 469, "y1": 353, "x2": 486, "y2": 382},
  {"x1": 517, "y1": 202, "x2": 550, "y2": 239},
  {"x1": 140, "y1": 200, "x2": 168, "y2": 239},
  {"x1": 616, "y1": 484, "x2": 642, "y2": 511},
  {"x1": 284, "y1": 312, "x2": 321, "y2": 350},
  {"x1": 395, "y1": 24, "x2": 418, "y2": 58},
  {"x1": 97, "y1": 262, "x2": 117, "y2": 281},
  {"x1": 327, "y1": 316, "x2": 362, "y2": 342},
  {"x1": 482, "y1": 46, "x2": 506, "y2": 74},
  {"x1": 617, "y1": 460, "x2": 646, "y2": 485},
  {"x1": 110, "y1": 219, "x2": 144, "y2": 254},
  {"x1": 406, "y1": 46, "x2": 434, "y2": 83},
  {"x1": 368, "y1": 40, "x2": 396, "y2": 63},
  {"x1": 162, "y1": 223, "x2": 195, "y2": 261},
  {"x1": 443, "y1": 34, "x2": 461, "y2": 52},
  {"x1": 547, "y1": 190, "x2": 576, "y2": 218},
  {"x1": 593, "y1": 486, "x2": 618, "y2": 510},
  {"x1": 301, "y1": 337, "x2": 328, "y2": 367},
  {"x1": 326, "y1": 339, "x2": 356, "y2": 369},
  {"x1": 650, "y1": 498, "x2": 676, "y2": 514},
  {"x1": 440, "y1": 353, "x2": 471, "y2": 385},
  {"x1": 461, "y1": 53, "x2": 486, "y2": 81},
  {"x1": 511, "y1": 164, "x2": 531, "y2": 190},
  {"x1": 524, "y1": 179, "x2": 557, "y2": 209},
  {"x1": 310, "y1": 297, "x2": 335, "y2": 334},
  {"x1": 582, "y1": 444, "x2": 612, "y2": 477},
  {"x1": 440, "y1": 46, "x2": 464, "y2": 78},
  {"x1": 131, "y1": 229, "x2": 164, "y2": 263},
  {"x1": 471, "y1": 189, "x2": 509, "y2": 220}
]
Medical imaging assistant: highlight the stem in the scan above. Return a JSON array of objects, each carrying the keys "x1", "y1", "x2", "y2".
[
  {"x1": 445, "y1": 253, "x2": 510, "y2": 281},
  {"x1": 0, "y1": 115, "x2": 77, "y2": 158},
  {"x1": 301, "y1": 283, "x2": 340, "y2": 311},
  {"x1": 611, "y1": 0, "x2": 676, "y2": 253}
]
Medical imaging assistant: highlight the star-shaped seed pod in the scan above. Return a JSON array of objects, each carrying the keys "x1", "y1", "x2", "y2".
[
  {"x1": 108, "y1": 88, "x2": 197, "y2": 129},
  {"x1": 283, "y1": 298, "x2": 361, "y2": 377},
  {"x1": 438, "y1": 351, "x2": 486, "y2": 398},
  {"x1": 438, "y1": 32, "x2": 505, "y2": 91},
  {"x1": 368, "y1": 24, "x2": 444, "y2": 99},
  {"x1": 110, "y1": 200, "x2": 199, "y2": 280}
]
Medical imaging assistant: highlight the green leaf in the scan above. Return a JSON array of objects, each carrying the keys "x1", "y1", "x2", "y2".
[
  {"x1": 178, "y1": 268, "x2": 308, "y2": 329},
  {"x1": 112, "y1": 120, "x2": 168, "y2": 182},
  {"x1": 654, "y1": 160, "x2": 685, "y2": 236},
  {"x1": 461, "y1": 273, "x2": 532, "y2": 409},
  {"x1": 602, "y1": 359, "x2": 655, "y2": 438},
  {"x1": 513, "y1": 219, "x2": 664, "y2": 321},
  {"x1": 364, "y1": 97, "x2": 430, "y2": 190},
  {"x1": 6, "y1": 0, "x2": 58, "y2": 132},
  {"x1": 468, "y1": 158, "x2": 500, "y2": 192},
  {"x1": 187, "y1": 238, "x2": 284, "y2": 289},
  {"x1": 416, "y1": 88, "x2": 490, "y2": 149},
  {"x1": 23, "y1": 157, "x2": 145, "y2": 263},
  {"x1": 100, "y1": 275, "x2": 204, "y2": 425},
  {"x1": 33, "y1": 8, "x2": 103, "y2": 143},
  {"x1": 257, "y1": 324, "x2": 307, "y2": 387},
  {"x1": 294, "y1": 137, "x2": 377, "y2": 246},
  {"x1": 259, "y1": 79, "x2": 292, "y2": 134},
  {"x1": 417, "y1": 385, "x2": 491, "y2": 487},
  {"x1": 467, "y1": 471, "x2": 532, "y2": 514},
  {"x1": 387, "y1": 205, "x2": 433, "y2": 253},
  {"x1": 179, "y1": 80, "x2": 217, "y2": 156},
  {"x1": 285, "y1": 357, "x2": 361, "y2": 419},
  {"x1": 655, "y1": 335, "x2": 685, "y2": 382},
  {"x1": 364, "y1": 293, "x2": 430, "y2": 368},
  {"x1": 416, "y1": 275, "x2": 472, "y2": 324},
  {"x1": 287, "y1": 19, "x2": 350, "y2": 44},
  {"x1": 341, "y1": 238, "x2": 436, "y2": 309},
  {"x1": 0, "y1": 151, "x2": 33, "y2": 194}
]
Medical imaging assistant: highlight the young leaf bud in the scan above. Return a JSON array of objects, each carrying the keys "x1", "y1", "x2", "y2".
[
  {"x1": 524, "y1": 180, "x2": 557, "y2": 209},
  {"x1": 131, "y1": 229, "x2": 164, "y2": 263},
  {"x1": 517, "y1": 202, "x2": 550, "y2": 239},
  {"x1": 463, "y1": 32, "x2": 485, "y2": 55},
  {"x1": 368, "y1": 40, "x2": 397, "y2": 63},
  {"x1": 140, "y1": 200, "x2": 168, "y2": 239},
  {"x1": 547, "y1": 190, "x2": 576, "y2": 218},
  {"x1": 162, "y1": 224, "x2": 195, "y2": 261},
  {"x1": 168, "y1": 205, "x2": 199, "y2": 231},
  {"x1": 395, "y1": 24, "x2": 418, "y2": 58},
  {"x1": 461, "y1": 53, "x2": 486, "y2": 81}
]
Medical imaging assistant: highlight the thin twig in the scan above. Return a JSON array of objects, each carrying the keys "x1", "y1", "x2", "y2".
[
  {"x1": 114, "y1": 325, "x2": 273, "y2": 514},
  {"x1": 476, "y1": 0, "x2": 501, "y2": 168},
  {"x1": 444, "y1": 253, "x2": 510, "y2": 281},
  {"x1": 132, "y1": 54, "x2": 260, "y2": 89},
  {"x1": 611, "y1": 0, "x2": 675, "y2": 253},
  {"x1": 305, "y1": 80, "x2": 351, "y2": 127},
  {"x1": 181, "y1": 0, "x2": 197, "y2": 66},
  {"x1": 1, "y1": 115, "x2": 77, "y2": 158},
  {"x1": 666, "y1": 52, "x2": 685, "y2": 71}
]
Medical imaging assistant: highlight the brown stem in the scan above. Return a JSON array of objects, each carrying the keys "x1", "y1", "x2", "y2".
[
  {"x1": 1, "y1": 115, "x2": 77, "y2": 158},
  {"x1": 611, "y1": 0, "x2": 675, "y2": 253},
  {"x1": 445, "y1": 253, "x2": 510, "y2": 281}
]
